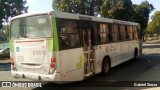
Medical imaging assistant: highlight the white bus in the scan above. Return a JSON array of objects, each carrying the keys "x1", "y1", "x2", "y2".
[{"x1": 10, "y1": 11, "x2": 142, "y2": 82}]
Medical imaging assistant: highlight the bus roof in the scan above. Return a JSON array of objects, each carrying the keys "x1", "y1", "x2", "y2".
[
  {"x1": 11, "y1": 11, "x2": 140, "y2": 26},
  {"x1": 10, "y1": 11, "x2": 51, "y2": 20}
]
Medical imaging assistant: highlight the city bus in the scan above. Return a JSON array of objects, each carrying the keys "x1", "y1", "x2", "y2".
[{"x1": 10, "y1": 11, "x2": 142, "y2": 82}]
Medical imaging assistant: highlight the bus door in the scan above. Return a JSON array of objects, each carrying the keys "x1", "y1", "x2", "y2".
[{"x1": 81, "y1": 28, "x2": 95, "y2": 76}]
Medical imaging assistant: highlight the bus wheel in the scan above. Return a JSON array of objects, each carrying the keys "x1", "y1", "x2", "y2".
[
  {"x1": 101, "y1": 57, "x2": 110, "y2": 76},
  {"x1": 134, "y1": 48, "x2": 138, "y2": 59}
]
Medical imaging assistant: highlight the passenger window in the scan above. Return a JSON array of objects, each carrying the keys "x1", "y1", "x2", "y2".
[
  {"x1": 119, "y1": 25, "x2": 126, "y2": 40},
  {"x1": 59, "y1": 20, "x2": 80, "y2": 49},
  {"x1": 127, "y1": 26, "x2": 133, "y2": 40},
  {"x1": 133, "y1": 26, "x2": 138, "y2": 39},
  {"x1": 98, "y1": 23, "x2": 109, "y2": 44},
  {"x1": 111, "y1": 25, "x2": 119, "y2": 42}
]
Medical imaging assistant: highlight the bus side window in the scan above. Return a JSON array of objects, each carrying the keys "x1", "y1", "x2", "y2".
[
  {"x1": 98, "y1": 23, "x2": 108, "y2": 44},
  {"x1": 127, "y1": 26, "x2": 133, "y2": 40},
  {"x1": 111, "y1": 24, "x2": 119, "y2": 42},
  {"x1": 59, "y1": 20, "x2": 80, "y2": 50},
  {"x1": 60, "y1": 34, "x2": 69, "y2": 48},
  {"x1": 108, "y1": 24, "x2": 112, "y2": 42},
  {"x1": 125, "y1": 26, "x2": 129, "y2": 40},
  {"x1": 133, "y1": 26, "x2": 138, "y2": 39},
  {"x1": 106, "y1": 24, "x2": 110, "y2": 42},
  {"x1": 119, "y1": 25, "x2": 126, "y2": 41}
]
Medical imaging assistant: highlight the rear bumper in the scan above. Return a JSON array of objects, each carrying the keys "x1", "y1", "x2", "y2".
[{"x1": 11, "y1": 71, "x2": 61, "y2": 81}]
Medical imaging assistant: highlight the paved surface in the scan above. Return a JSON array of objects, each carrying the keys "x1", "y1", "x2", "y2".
[{"x1": 1, "y1": 42, "x2": 160, "y2": 90}]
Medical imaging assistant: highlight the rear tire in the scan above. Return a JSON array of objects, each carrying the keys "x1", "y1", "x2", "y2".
[
  {"x1": 101, "y1": 57, "x2": 110, "y2": 76},
  {"x1": 134, "y1": 48, "x2": 138, "y2": 59}
]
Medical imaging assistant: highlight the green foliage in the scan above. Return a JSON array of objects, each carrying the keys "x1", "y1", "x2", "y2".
[
  {"x1": 100, "y1": 0, "x2": 133, "y2": 21},
  {"x1": 52, "y1": 0, "x2": 154, "y2": 32},
  {"x1": 100, "y1": 0, "x2": 154, "y2": 31},
  {"x1": 147, "y1": 21, "x2": 154, "y2": 33},
  {"x1": 132, "y1": 1, "x2": 154, "y2": 31},
  {"x1": 147, "y1": 11, "x2": 160, "y2": 34},
  {"x1": 52, "y1": 0, "x2": 102, "y2": 16},
  {"x1": 0, "y1": 0, "x2": 28, "y2": 28},
  {"x1": 5, "y1": 25, "x2": 10, "y2": 41}
]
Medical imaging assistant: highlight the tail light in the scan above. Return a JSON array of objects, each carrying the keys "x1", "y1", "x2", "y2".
[
  {"x1": 10, "y1": 56, "x2": 14, "y2": 65},
  {"x1": 50, "y1": 58, "x2": 56, "y2": 68},
  {"x1": 11, "y1": 61, "x2": 14, "y2": 65},
  {"x1": 51, "y1": 58, "x2": 56, "y2": 63},
  {"x1": 10, "y1": 56, "x2": 17, "y2": 71},
  {"x1": 50, "y1": 63, "x2": 55, "y2": 68}
]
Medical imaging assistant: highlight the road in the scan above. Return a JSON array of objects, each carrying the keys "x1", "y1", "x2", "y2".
[{"x1": 1, "y1": 43, "x2": 160, "y2": 90}]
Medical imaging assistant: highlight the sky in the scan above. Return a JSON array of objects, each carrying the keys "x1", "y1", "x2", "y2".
[
  {"x1": 26, "y1": 0, "x2": 159, "y2": 20},
  {"x1": 26, "y1": 0, "x2": 52, "y2": 13}
]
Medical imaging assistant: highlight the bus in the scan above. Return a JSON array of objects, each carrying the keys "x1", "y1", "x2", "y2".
[{"x1": 10, "y1": 11, "x2": 142, "y2": 82}]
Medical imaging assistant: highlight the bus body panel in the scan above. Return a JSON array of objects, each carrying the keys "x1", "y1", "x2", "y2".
[
  {"x1": 109, "y1": 43, "x2": 121, "y2": 66},
  {"x1": 120, "y1": 41, "x2": 129, "y2": 61},
  {"x1": 111, "y1": 40, "x2": 139, "y2": 67},
  {"x1": 11, "y1": 49, "x2": 62, "y2": 81},
  {"x1": 13, "y1": 39, "x2": 50, "y2": 74},
  {"x1": 59, "y1": 48, "x2": 84, "y2": 81},
  {"x1": 94, "y1": 44, "x2": 110, "y2": 73},
  {"x1": 95, "y1": 42, "x2": 122, "y2": 70},
  {"x1": 11, "y1": 71, "x2": 61, "y2": 81},
  {"x1": 94, "y1": 40, "x2": 139, "y2": 73}
]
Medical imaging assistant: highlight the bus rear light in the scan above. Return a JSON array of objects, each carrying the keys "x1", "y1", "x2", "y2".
[
  {"x1": 11, "y1": 61, "x2": 14, "y2": 65},
  {"x1": 51, "y1": 58, "x2": 56, "y2": 63},
  {"x1": 50, "y1": 63, "x2": 55, "y2": 68},
  {"x1": 50, "y1": 58, "x2": 56, "y2": 69}
]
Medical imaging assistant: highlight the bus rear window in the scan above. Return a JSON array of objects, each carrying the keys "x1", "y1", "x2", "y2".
[{"x1": 11, "y1": 15, "x2": 52, "y2": 39}]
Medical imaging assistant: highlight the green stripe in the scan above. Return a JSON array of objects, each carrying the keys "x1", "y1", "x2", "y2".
[
  {"x1": 9, "y1": 40, "x2": 14, "y2": 52},
  {"x1": 47, "y1": 38, "x2": 53, "y2": 51},
  {"x1": 48, "y1": 16, "x2": 59, "y2": 52}
]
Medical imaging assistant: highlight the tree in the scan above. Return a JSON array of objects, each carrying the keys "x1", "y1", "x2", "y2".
[
  {"x1": 100, "y1": 0, "x2": 154, "y2": 31},
  {"x1": 0, "y1": 0, "x2": 28, "y2": 29},
  {"x1": 100, "y1": 0, "x2": 133, "y2": 21},
  {"x1": 52, "y1": 0, "x2": 154, "y2": 33},
  {"x1": 147, "y1": 11, "x2": 160, "y2": 34},
  {"x1": 132, "y1": 1, "x2": 154, "y2": 31},
  {"x1": 52, "y1": 0, "x2": 102, "y2": 16},
  {"x1": 5, "y1": 24, "x2": 9, "y2": 41},
  {"x1": 147, "y1": 21, "x2": 154, "y2": 34}
]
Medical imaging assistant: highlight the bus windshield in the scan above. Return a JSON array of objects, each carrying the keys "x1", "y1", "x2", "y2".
[{"x1": 11, "y1": 15, "x2": 52, "y2": 39}]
